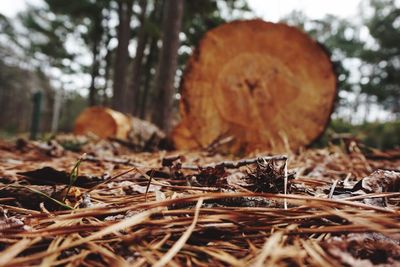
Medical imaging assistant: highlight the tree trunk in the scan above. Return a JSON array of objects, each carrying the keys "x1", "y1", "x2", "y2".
[
  {"x1": 101, "y1": 8, "x2": 113, "y2": 106},
  {"x1": 139, "y1": 0, "x2": 163, "y2": 119},
  {"x1": 351, "y1": 90, "x2": 361, "y2": 123},
  {"x1": 112, "y1": 0, "x2": 133, "y2": 113},
  {"x1": 151, "y1": 0, "x2": 184, "y2": 132},
  {"x1": 129, "y1": 0, "x2": 148, "y2": 116},
  {"x1": 172, "y1": 20, "x2": 337, "y2": 154},
  {"x1": 102, "y1": 38, "x2": 112, "y2": 106},
  {"x1": 363, "y1": 95, "x2": 371, "y2": 123},
  {"x1": 136, "y1": 0, "x2": 164, "y2": 120},
  {"x1": 87, "y1": 10, "x2": 105, "y2": 107},
  {"x1": 139, "y1": 37, "x2": 157, "y2": 119},
  {"x1": 88, "y1": 40, "x2": 100, "y2": 106},
  {"x1": 51, "y1": 87, "x2": 63, "y2": 133}
]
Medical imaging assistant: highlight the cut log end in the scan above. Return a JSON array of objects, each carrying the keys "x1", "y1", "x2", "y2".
[
  {"x1": 74, "y1": 106, "x2": 131, "y2": 139},
  {"x1": 173, "y1": 19, "x2": 337, "y2": 154}
]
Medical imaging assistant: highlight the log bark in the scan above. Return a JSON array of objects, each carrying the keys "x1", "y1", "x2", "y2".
[{"x1": 172, "y1": 20, "x2": 337, "y2": 153}]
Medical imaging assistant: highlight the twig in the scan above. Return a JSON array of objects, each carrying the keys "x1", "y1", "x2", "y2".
[
  {"x1": 283, "y1": 158, "x2": 288, "y2": 210},
  {"x1": 84, "y1": 155, "x2": 145, "y2": 167},
  {"x1": 181, "y1": 155, "x2": 288, "y2": 170},
  {"x1": 154, "y1": 198, "x2": 203, "y2": 267},
  {"x1": 84, "y1": 155, "x2": 288, "y2": 170},
  {"x1": 86, "y1": 167, "x2": 138, "y2": 192},
  {"x1": 87, "y1": 166, "x2": 169, "y2": 193},
  {"x1": 328, "y1": 180, "x2": 339, "y2": 199},
  {"x1": 145, "y1": 169, "x2": 155, "y2": 201}
]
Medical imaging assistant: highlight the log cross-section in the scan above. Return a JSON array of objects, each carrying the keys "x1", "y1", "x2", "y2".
[{"x1": 173, "y1": 19, "x2": 337, "y2": 153}]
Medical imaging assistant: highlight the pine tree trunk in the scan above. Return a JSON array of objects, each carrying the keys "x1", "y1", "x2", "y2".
[
  {"x1": 129, "y1": 0, "x2": 148, "y2": 116},
  {"x1": 88, "y1": 40, "x2": 100, "y2": 106},
  {"x1": 102, "y1": 38, "x2": 112, "y2": 106},
  {"x1": 140, "y1": 35, "x2": 158, "y2": 119},
  {"x1": 112, "y1": 0, "x2": 133, "y2": 113},
  {"x1": 101, "y1": 9, "x2": 113, "y2": 106},
  {"x1": 151, "y1": 0, "x2": 184, "y2": 132},
  {"x1": 364, "y1": 95, "x2": 371, "y2": 123},
  {"x1": 139, "y1": 0, "x2": 163, "y2": 119},
  {"x1": 88, "y1": 11, "x2": 105, "y2": 107},
  {"x1": 51, "y1": 87, "x2": 63, "y2": 133}
]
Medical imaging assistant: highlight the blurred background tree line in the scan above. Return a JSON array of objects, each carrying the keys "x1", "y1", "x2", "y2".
[{"x1": 0, "y1": 0, "x2": 399, "y2": 148}]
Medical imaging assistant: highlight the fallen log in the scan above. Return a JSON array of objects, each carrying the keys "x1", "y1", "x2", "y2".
[
  {"x1": 173, "y1": 19, "x2": 337, "y2": 153},
  {"x1": 74, "y1": 106, "x2": 131, "y2": 139},
  {"x1": 74, "y1": 107, "x2": 166, "y2": 151}
]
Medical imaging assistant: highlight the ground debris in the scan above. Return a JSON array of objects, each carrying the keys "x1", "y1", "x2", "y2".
[
  {"x1": 323, "y1": 233, "x2": 400, "y2": 266},
  {"x1": 0, "y1": 137, "x2": 399, "y2": 266},
  {"x1": 353, "y1": 169, "x2": 400, "y2": 193},
  {"x1": 18, "y1": 166, "x2": 104, "y2": 187}
]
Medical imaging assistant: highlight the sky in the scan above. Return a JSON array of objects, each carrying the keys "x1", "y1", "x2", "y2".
[
  {"x1": 0, "y1": 0, "x2": 42, "y2": 17},
  {"x1": 0, "y1": 0, "x2": 363, "y2": 21}
]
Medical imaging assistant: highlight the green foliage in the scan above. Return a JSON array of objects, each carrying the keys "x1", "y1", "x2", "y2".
[
  {"x1": 18, "y1": 8, "x2": 75, "y2": 70},
  {"x1": 63, "y1": 154, "x2": 86, "y2": 202},
  {"x1": 0, "y1": 13, "x2": 14, "y2": 37},
  {"x1": 283, "y1": 0, "x2": 400, "y2": 117},
  {"x1": 315, "y1": 119, "x2": 400, "y2": 150},
  {"x1": 361, "y1": 121, "x2": 400, "y2": 150},
  {"x1": 359, "y1": 0, "x2": 400, "y2": 113}
]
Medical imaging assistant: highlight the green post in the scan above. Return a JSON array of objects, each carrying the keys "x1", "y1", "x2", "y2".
[{"x1": 30, "y1": 91, "x2": 42, "y2": 140}]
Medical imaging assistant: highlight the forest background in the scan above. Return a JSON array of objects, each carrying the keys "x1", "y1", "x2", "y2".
[{"x1": 0, "y1": 0, "x2": 399, "y2": 149}]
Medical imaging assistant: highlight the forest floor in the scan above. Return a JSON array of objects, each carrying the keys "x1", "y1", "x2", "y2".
[{"x1": 0, "y1": 136, "x2": 399, "y2": 266}]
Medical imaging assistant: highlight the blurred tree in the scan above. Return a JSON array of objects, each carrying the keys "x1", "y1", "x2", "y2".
[
  {"x1": 283, "y1": 0, "x2": 400, "y2": 120},
  {"x1": 151, "y1": 0, "x2": 184, "y2": 132},
  {"x1": 360, "y1": 0, "x2": 400, "y2": 116},
  {"x1": 139, "y1": 0, "x2": 250, "y2": 122},
  {"x1": 112, "y1": 0, "x2": 133, "y2": 112},
  {"x1": 42, "y1": 0, "x2": 112, "y2": 106},
  {"x1": 0, "y1": 12, "x2": 55, "y2": 133},
  {"x1": 129, "y1": 0, "x2": 148, "y2": 115},
  {"x1": 18, "y1": 7, "x2": 75, "y2": 73},
  {"x1": 0, "y1": 59, "x2": 54, "y2": 133},
  {"x1": 7, "y1": 1, "x2": 116, "y2": 133},
  {"x1": 137, "y1": 0, "x2": 164, "y2": 119},
  {"x1": 1, "y1": 0, "x2": 256, "y2": 134}
]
